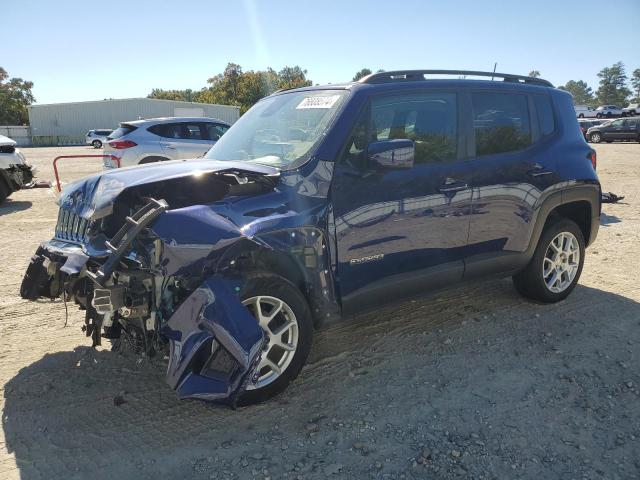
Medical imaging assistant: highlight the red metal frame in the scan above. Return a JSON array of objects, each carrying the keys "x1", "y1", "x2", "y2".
[{"x1": 53, "y1": 155, "x2": 120, "y2": 192}]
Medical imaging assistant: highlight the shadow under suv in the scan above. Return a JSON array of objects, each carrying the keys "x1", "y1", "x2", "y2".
[{"x1": 20, "y1": 70, "x2": 600, "y2": 406}]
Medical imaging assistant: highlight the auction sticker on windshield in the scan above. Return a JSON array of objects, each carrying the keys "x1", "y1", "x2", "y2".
[{"x1": 296, "y1": 95, "x2": 341, "y2": 109}]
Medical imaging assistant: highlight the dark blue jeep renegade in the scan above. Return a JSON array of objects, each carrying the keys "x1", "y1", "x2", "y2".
[{"x1": 20, "y1": 70, "x2": 600, "y2": 405}]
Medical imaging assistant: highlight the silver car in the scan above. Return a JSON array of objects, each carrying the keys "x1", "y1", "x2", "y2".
[
  {"x1": 595, "y1": 105, "x2": 623, "y2": 118},
  {"x1": 102, "y1": 117, "x2": 230, "y2": 168},
  {"x1": 85, "y1": 129, "x2": 114, "y2": 148}
]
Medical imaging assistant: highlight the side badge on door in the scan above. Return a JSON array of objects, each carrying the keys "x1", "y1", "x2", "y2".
[{"x1": 349, "y1": 253, "x2": 385, "y2": 265}]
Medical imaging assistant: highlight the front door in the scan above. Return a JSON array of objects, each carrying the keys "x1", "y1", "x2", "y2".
[{"x1": 331, "y1": 90, "x2": 473, "y2": 313}]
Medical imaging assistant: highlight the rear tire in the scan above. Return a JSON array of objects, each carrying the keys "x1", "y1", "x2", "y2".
[
  {"x1": 513, "y1": 218, "x2": 585, "y2": 303},
  {"x1": 578, "y1": 114, "x2": 584, "y2": 118},
  {"x1": 596, "y1": 113, "x2": 603, "y2": 118},
  {"x1": 237, "y1": 272, "x2": 313, "y2": 405},
  {"x1": 92, "y1": 140, "x2": 102, "y2": 148}
]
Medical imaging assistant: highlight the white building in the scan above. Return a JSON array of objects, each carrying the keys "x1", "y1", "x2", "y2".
[{"x1": 28, "y1": 98, "x2": 240, "y2": 145}]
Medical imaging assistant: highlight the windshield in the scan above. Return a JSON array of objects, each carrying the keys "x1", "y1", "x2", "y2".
[{"x1": 204, "y1": 90, "x2": 348, "y2": 168}]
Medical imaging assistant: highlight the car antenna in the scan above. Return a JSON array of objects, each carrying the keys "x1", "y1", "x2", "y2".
[{"x1": 491, "y1": 62, "x2": 497, "y2": 81}]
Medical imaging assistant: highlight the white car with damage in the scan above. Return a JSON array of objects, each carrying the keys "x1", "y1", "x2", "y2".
[{"x1": 0, "y1": 135, "x2": 35, "y2": 203}]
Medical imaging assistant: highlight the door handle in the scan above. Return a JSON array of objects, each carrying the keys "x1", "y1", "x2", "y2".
[
  {"x1": 438, "y1": 178, "x2": 468, "y2": 193},
  {"x1": 161, "y1": 143, "x2": 176, "y2": 149},
  {"x1": 528, "y1": 163, "x2": 552, "y2": 177}
]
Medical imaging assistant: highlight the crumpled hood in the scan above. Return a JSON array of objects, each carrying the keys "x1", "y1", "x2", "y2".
[
  {"x1": 0, "y1": 135, "x2": 17, "y2": 147},
  {"x1": 59, "y1": 159, "x2": 279, "y2": 219}
]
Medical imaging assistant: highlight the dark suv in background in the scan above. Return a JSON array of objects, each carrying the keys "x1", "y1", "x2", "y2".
[
  {"x1": 21, "y1": 70, "x2": 600, "y2": 406},
  {"x1": 587, "y1": 117, "x2": 640, "y2": 143}
]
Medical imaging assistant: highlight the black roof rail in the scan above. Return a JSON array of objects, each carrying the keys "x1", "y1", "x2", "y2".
[{"x1": 358, "y1": 70, "x2": 554, "y2": 88}]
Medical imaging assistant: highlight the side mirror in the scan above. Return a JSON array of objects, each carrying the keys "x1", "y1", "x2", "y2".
[{"x1": 368, "y1": 139, "x2": 415, "y2": 170}]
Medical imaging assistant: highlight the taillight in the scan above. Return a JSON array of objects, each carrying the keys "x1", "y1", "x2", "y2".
[
  {"x1": 108, "y1": 140, "x2": 137, "y2": 149},
  {"x1": 589, "y1": 149, "x2": 597, "y2": 170}
]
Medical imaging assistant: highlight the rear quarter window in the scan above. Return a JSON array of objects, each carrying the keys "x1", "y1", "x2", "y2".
[
  {"x1": 533, "y1": 95, "x2": 556, "y2": 137},
  {"x1": 109, "y1": 125, "x2": 136, "y2": 139}
]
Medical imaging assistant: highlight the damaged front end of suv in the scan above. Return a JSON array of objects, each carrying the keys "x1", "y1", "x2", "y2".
[{"x1": 20, "y1": 88, "x2": 348, "y2": 405}]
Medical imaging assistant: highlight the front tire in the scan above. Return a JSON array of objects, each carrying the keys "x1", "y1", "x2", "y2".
[
  {"x1": 92, "y1": 140, "x2": 102, "y2": 148},
  {"x1": 513, "y1": 219, "x2": 585, "y2": 303},
  {"x1": 578, "y1": 114, "x2": 584, "y2": 118},
  {"x1": 237, "y1": 272, "x2": 313, "y2": 405},
  {"x1": 589, "y1": 132, "x2": 602, "y2": 143}
]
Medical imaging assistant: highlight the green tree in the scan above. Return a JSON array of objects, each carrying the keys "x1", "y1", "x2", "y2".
[
  {"x1": 199, "y1": 62, "x2": 313, "y2": 113},
  {"x1": 528, "y1": 70, "x2": 541, "y2": 78},
  {"x1": 150, "y1": 62, "x2": 314, "y2": 113},
  {"x1": 0, "y1": 67, "x2": 35, "y2": 125},
  {"x1": 558, "y1": 80, "x2": 594, "y2": 106},
  {"x1": 352, "y1": 68, "x2": 372, "y2": 81},
  {"x1": 595, "y1": 62, "x2": 631, "y2": 106},
  {"x1": 148, "y1": 88, "x2": 197, "y2": 102},
  {"x1": 277, "y1": 66, "x2": 312, "y2": 90},
  {"x1": 631, "y1": 68, "x2": 640, "y2": 103},
  {"x1": 352, "y1": 68, "x2": 385, "y2": 81}
]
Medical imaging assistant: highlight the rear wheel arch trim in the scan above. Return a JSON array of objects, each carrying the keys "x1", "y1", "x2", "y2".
[{"x1": 524, "y1": 185, "x2": 599, "y2": 261}]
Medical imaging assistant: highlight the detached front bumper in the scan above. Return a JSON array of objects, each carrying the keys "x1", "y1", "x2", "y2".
[
  {"x1": 1, "y1": 163, "x2": 35, "y2": 193},
  {"x1": 20, "y1": 239, "x2": 265, "y2": 407}
]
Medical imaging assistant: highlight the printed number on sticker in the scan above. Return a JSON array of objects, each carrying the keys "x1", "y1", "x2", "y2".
[{"x1": 296, "y1": 95, "x2": 340, "y2": 109}]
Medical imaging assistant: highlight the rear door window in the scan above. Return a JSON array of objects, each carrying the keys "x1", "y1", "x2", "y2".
[
  {"x1": 184, "y1": 123, "x2": 204, "y2": 140},
  {"x1": 205, "y1": 123, "x2": 229, "y2": 141},
  {"x1": 472, "y1": 92, "x2": 531, "y2": 156},
  {"x1": 371, "y1": 92, "x2": 458, "y2": 163},
  {"x1": 149, "y1": 123, "x2": 208, "y2": 140}
]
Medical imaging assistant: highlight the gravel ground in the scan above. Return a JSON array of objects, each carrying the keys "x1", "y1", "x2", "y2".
[{"x1": 1, "y1": 144, "x2": 639, "y2": 480}]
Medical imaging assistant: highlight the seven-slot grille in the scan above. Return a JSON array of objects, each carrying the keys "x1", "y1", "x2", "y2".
[{"x1": 54, "y1": 208, "x2": 90, "y2": 243}]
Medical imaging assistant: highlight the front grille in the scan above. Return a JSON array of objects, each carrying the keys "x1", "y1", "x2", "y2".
[
  {"x1": 54, "y1": 208, "x2": 90, "y2": 243},
  {"x1": 0, "y1": 145, "x2": 16, "y2": 154}
]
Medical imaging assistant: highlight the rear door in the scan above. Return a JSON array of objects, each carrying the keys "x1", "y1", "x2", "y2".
[
  {"x1": 332, "y1": 89, "x2": 473, "y2": 312},
  {"x1": 605, "y1": 119, "x2": 625, "y2": 140},
  {"x1": 203, "y1": 122, "x2": 230, "y2": 150},
  {"x1": 158, "y1": 122, "x2": 212, "y2": 158},
  {"x1": 622, "y1": 118, "x2": 638, "y2": 140},
  {"x1": 465, "y1": 90, "x2": 558, "y2": 277}
]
